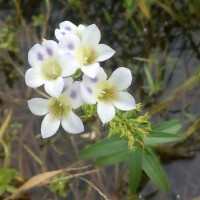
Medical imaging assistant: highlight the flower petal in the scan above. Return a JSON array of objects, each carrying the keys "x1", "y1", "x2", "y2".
[
  {"x1": 77, "y1": 24, "x2": 86, "y2": 35},
  {"x1": 62, "y1": 77, "x2": 73, "y2": 93},
  {"x1": 113, "y1": 92, "x2": 136, "y2": 111},
  {"x1": 28, "y1": 44, "x2": 46, "y2": 67},
  {"x1": 69, "y1": 81, "x2": 83, "y2": 109},
  {"x1": 81, "y1": 62, "x2": 100, "y2": 78},
  {"x1": 97, "y1": 102, "x2": 115, "y2": 123},
  {"x1": 82, "y1": 67, "x2": 107, "y2": 84},
  {"x1": 80, "y1": 82, "x2": 96, "y2": 104},
  {"x1": 41, "y1": 113, "x2": 60, "y2": 138},
  {"x1": 28, "y1": 98, "x2": 49, "y2": 116},
  {"x1": 55, "y1": 21, "x2": 77, "y2": 40},
  {"x1": 59, "y1": 34, "x2": 81, "y2": 54},
  {"x1": 55, "y1": 29, "x2": 65, "y2": 41},
  {"x1": 44, "y1": 77, "x2": 64, "y2": 97},
  {"x1": 82, "y1": 24, "x2": 101, "y2": 48},
  {"x1": 59, "y1": 54, "x2": 79, "y2": 76},
  {"x1": 62, "y1": 111, "x2": 84, "y2": 134},
  {"x1": 25, "y1": 68, "x2": 45, "y2": 88},
  {"x1": 108, "y1": 67, "x2": 132, "y2": 91},
  {"x1": 42, "y1": 40, "x2": 59, "y2": 57},
  {"x1": 59, "y1": 21, "x2": 77, "y2": 31},
  {"x1": 96, "y1": 44, "x2": 115, "y2": 62}
]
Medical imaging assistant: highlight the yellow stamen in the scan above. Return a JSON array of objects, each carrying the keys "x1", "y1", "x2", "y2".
[
  {"x1": 77, "y1": 47, "x2": 97, "y2": 66},
  {"x1": 41, "y1": 59, "x2": 62, "y2": 80},
  {"x1": 95, "y1": 81, "x2": 119, "y2": 103},
  {"x1": 48, "y1": 96, "x2": 71, "y2": 119}
]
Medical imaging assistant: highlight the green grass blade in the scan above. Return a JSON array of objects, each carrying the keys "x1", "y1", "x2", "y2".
[
  {"x1": 78, "y1": 137, "x2": 128, "y2": 159},
  {"x1": 128, "y1": 146, "x2": 143, "y2": 193},
  {"x1": 142, "y1": 148, "x2": 169, "y2": 191},
  {"x1": 144, "y1": 132, "x2": 185, "y2": 146},
  {"x1": 96, "y1": 150, "x2": 128, "y2": 166},
  {"x1": 152, "y1": 120, "x2": 182, "y2": 134}
]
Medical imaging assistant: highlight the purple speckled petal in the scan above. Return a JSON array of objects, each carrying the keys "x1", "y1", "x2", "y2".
[
  {"x1": 42, "y1": 40, "x2": 59, "y2": 57},
  {"x1": 70, "y1": 81, "x2": 83, "y2": 109},
  {"x1": 65, "y1": 26, "x2": 71, "y2": 31},
  {"x1": 70, "y1": 90, "x2": 77, "y2": 99},
  {"x1": 59, "y1": 34, "x2": 81, "y2": 53},
  {"x1": 80, "y1": 83, "x2": 96, "y2": 104},
  {"x1": 28, "y1": 43, "x2": 46, "y2": 67},
  {"x1": 62, "y1": 77, "x2": 73, "y2": 94},
  {"x1": 86, "y1": 87, "x2": 92, "y2": 94},
  {"x1": 67, "y1": 42, "x2": 74, "y2": 50},
  {"x1": 59, "y1": 21, "x2": 77, "y2": 31},
  {"x1": 91, "y1": 77, "x2": 98, "y2": 83},
  {"x1": 37, "y1": 52, "x2": 43, "y2": 61},
  {"x1": 46, "y1": 48, "x2": 53, "y2": 56},
  {"x1": 62, "y1": 85, "x2": 68, "y2": 93}
]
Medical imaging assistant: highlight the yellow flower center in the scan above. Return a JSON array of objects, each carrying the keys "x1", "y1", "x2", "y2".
[
  {"x1": 77, "y1": 47, "x2": 97, "y2": 66},
  {"x1": 41, "y1": 59, "x2": 62, "y2": 80},
  {"x1": 48, "y1": 96, "x2": 71, "y2": 119},
  {"x1": 95, "y1": 81, "x2": 119, "y2": 103}
]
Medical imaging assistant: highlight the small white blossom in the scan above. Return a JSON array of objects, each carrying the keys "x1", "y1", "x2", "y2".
[
  {"x1": 25, "y1": 40, "x2": 79, "y2": 97},
  {"x1": 59, "y1": 24, "x2": 115, "y2": 78},
  {"x1": 55, "y1": 21, "x2": 86, "y2": 41},
  {"x1": 81, "y1": 67, "x2": 136, "y2": 123},
  {"x1": 28, "y1": 78, "x2": 84, "y2": 138}
]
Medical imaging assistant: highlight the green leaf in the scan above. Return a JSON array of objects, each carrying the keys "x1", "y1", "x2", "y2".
[
  {"x1": 128, "y1": 146, "x2": 143, "y2": 193},
  {"x1": 103, "y1": 8, "x2": 112, "y2": 24},
  {"x1": 78, "y1": 137, "x2": 128, "y2": 159},
  {"x1": 133, "y1": 57, "x2": 150, "y2": 62},
  {"x1": 142, "y1": 148, "x2": 169, "y2": 191},
  {"x1": 96, "y1": 150, "x2": 128, "y2": 166},
  {"x1": 6, "y1": 185, "x2": 17, "y2": 194},
  {"x1": 0, "y1": 184, "x2": 6, "y2": 196},
  {"x1": 152, "y1": 120, "x2": 182, "y2": 134},
  {"x1": 0, "y1": 168, "x2": 18, "y2": 184},
  {"x1": 144, "y1": 132, "x2": 185, "y2": 146},
  {"x1": 144, "y1": 65, "x2": 154, "y2": 91},
  {"x1": 144, "y1": 120, "x2": 184, "y2": 146}
]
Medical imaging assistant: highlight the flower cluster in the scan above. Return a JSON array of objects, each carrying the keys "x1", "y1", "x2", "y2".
[{"x1": 25, "y1": 21, "x2": 136, "y2": 138}]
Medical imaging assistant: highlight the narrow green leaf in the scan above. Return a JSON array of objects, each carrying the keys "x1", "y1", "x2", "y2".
[
  {"x1": 103, "y1": 8, "x2": 112, "y2": 24},
  {"x1": 133, "y1": 57, "x2": 150, "y2": 62},
  {"x1": 96, "y1": 150, "x2": 128, "y2": 166},
  {"x1": 128, "y1": 146, "x2": 143, "y2": 193},
  {"x1": 144, "y1": 132, "x2": 185, "y2": 146},
  {"x1": 152, "y1": 120, "x2": 182, "y2": 134},
  {"x1": 155, "y1": 0, "x2": 186, "y2": 25},
  {"x1": 78, "y1": 137, "x2": 128, "y2": 159},
  {"x1": 142, "y1": 148, "x2": 169, "y2": 191},
  {"x1": 144, "y1": 65, "x2": 154, "y2": 91}
]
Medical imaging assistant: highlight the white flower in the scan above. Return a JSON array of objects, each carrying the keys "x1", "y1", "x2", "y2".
[
  {"x1": 59, "y1": 24, "x2": 115, "y2": 78},
  {"x1": 81, "y1": 67, "x2": 136, "y2": 123},
  {"x1": 28, "y1": 78, "x2": 84, "y2": 138},
  {"x1": 25, "y1": 40, "x2": 79, "y2": 97},
  {"x1": 55, "y1": 21, "x2": 86, "y2": 41}
]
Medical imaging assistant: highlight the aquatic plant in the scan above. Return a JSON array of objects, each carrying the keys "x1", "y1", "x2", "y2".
[{"x1": 24, "y1": 20, "x2": 184, "y2": 196}]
